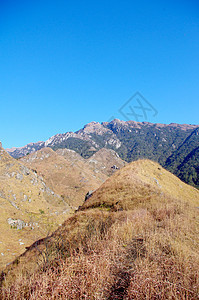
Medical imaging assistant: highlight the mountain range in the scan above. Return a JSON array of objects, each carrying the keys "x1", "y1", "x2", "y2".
[{"x1": 6, "y1": 119, "x2": 199, "y2": 188}]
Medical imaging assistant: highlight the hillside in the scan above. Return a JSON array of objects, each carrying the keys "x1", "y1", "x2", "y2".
[
  {"x1": 20, "y1": 148, "x2": 107, "y2": 208},
  {"x1": 6, "y1": 119, "x2": 199, "y2": 188},
  {"x1": 82, "y1": 159, "x2": 199, "y2": 210},
  {"x1": 57, "y1": 147, "x2": 126, "y2": 176},
  {"x1": 1, "y1": 160, "x2": 199, "y2": 299},
  {"x1": 86, "y1": 148, "x2": 126, "y2": 176},
  {"x1": 165, "y1": 127, "x2": 199, "y2": 188},
  {"x1": 0, "y1": 144, "x2": 71, "y2": 271}
]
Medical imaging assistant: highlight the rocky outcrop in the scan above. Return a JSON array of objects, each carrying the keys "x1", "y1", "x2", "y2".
[{"x1": 7, "y1": 218, "x2": 25, "y2": 230}]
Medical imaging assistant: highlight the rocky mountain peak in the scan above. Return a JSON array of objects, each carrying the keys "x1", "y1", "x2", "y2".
[{"x1": 77, "y1": 121, "x2": 109, "y2": 135}]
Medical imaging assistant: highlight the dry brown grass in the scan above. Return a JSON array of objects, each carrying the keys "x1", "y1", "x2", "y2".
[
  {"x1": 1, "y1": 159, "x2": 199, "y2": 299},
  {"x1": 1, "y1": 203, "x2": 198, "y2": 299},
  {"x1": 20, "y1": 147, "x2": 107, "y2": 208},
  {"x1": 82, "y1": 159, "x2": 199, "y2": 210},
  {"x1": 0, "y1": 147, "x2": 72, "y2": 270}
]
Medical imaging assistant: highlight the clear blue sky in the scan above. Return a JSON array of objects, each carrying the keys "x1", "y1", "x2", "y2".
[{"x1": 1, "y1": 0, "x2": 199, "y2": 148}]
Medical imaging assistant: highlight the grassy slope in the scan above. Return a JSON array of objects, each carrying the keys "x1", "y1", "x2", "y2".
[
  {"x1": 86, "y1": 148, "x2": 126, "y2": 176},
  {"x1": 82, "y1": 159, "x2": 199, "y2": 210},
  {"x1": 20, "y1": 148, "x2": 107, "y2": 208},
  {"x1": 0, "y1": 147, "x2": 71, "y2": 270},
  {"x1": 1, "y1": 160, "x2": 199, "y2": 299},
  {"x1": 57, "y1": 147, "x2": 126, "y2": 176}
]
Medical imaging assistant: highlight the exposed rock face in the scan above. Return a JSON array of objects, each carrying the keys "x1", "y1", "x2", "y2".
[
  {"x1": 84, "y1": 190, "x2": 93, "y2": 201},
  {"x1": 76, "y1": 121, "x2": 110, "y2": 135}
]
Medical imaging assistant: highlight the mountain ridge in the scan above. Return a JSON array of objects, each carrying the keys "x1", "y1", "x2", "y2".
[
  {"x1": 5, "y1": 119, "x2": 199, "y2": 188},
  {"x1": 6, "y1": 120, "x2": 199, "y2": 158}
]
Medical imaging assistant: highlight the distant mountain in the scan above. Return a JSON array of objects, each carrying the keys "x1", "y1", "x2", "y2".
[
  {"x1": 7, "y1": 141, "x2": 45, "y2": 158},
  {"x1": 86, "y1": 148, "x2": 126, "y2": 176},
  {"x1": 165, "y1": 127, "x2": 199, "y2": 187},
  {"x1": 6, "y1": 119, "x2": 199, "y2": 188}
]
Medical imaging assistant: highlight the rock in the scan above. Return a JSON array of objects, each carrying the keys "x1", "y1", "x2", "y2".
[
  {"x1": 19, "y1": 165, "x2": 30, "y2": 175},
  {"x1": 85, "y1": 191, "x2": 93, "y2": 201},
  {"x1": 111, "y1": 165, "x2": 119, "y2": 170},
  {"x1": 7, "y1": 218, "x2": 25, "y2": 230},
  {"x1": 16, "y1": 173, "x2": 23, "y2": 180},
  {"x1": 10, "y1": 201, "x2": 19, "y2": 210}
]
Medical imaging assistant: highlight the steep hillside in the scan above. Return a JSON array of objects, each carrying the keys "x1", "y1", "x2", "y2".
[
  {"x1": 1, "y1": 160, "x2": 198, "y2": 299},
  {"x1": 82, "y1": 159, "x2": 199, "y2": 210},
  {"x1": 165, "y1": 127, "x2": 199, "y2": 187},
  {"x1": 175, "y1": 147, "x2": 199, "y2": 187},
  {"x1": 6, "y1": 119, "x2": 199, "y2": 188},
  {"x1": 20, "y1": 148, "x2": 107, "y2": 208},
  {"x1": 0, "y1": 144, "x2": 71, "y2": 271},
  {"x1": 57, "y1": 147, "x2": 126, "y2": 176},
  {"x1": 56, "y1": 148, "x2": 85, "y2": 163},
  {"x1": 86, "y1": 148, "x2": 126, "y2": 176}
]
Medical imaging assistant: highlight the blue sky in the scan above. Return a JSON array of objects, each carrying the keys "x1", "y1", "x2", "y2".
[{"x1": 1, "y1": 0, "x2": 199, "y2": 148}]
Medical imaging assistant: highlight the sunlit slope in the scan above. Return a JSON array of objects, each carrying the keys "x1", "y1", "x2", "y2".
[
  {"x1": 86, "y1": 148, "x2": 126, "y2": 176},
  {"x1": 1, "y1": 159, "x2": 199, "y2": 299},
  {"x1": 57, "y1": 147, "x2": 126, "y2": 176},
  {"x1": 82, "y1": 159, "x2": 199, "y2": 210},
  {"x1": 20, "y1": 148, "x2": 107, "y2": 208},
  {"x1": 0, "y1": 146, "x2": 71, "y2": 270}
]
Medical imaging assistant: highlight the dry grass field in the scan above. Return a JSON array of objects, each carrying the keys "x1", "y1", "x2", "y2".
[
  {"x1": 0, "y1": 146, "x2": 72, "y2": 270},
  {"x1": 20, "y1": 148, "x2": 108, "y2": 208},
  {"x1": 1, "y1": 159, "x2": 198, "y2": 299}
]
